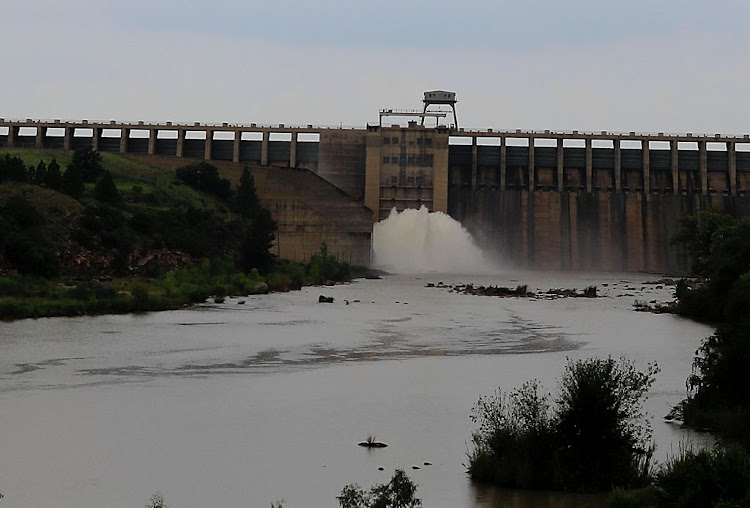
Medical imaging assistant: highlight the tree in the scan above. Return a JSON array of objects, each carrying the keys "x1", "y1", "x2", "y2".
[
  {"x1": 554, "y1": 357, "x2": 658, "y2": 490},
  {"x1": 338, "y1": 469, "x2": 422, "y2": 508},
  {"x1": 69, "y1": 146, "x2": 104, "y2": 182},
  {"x1": 308, "y1": 241, "x2": 351, "y2": 283},
  {"x1": 469, "y1": 356, "x2": 658, "y2": 491},
  {"x1": 175, "y1": 161, "x2": 231, "y2": 200},
  {"x1": 4, "y1": 232, "x2": 60, "y2": 277},
  {"x1": 62, "y1": 163, "x2": 85, "y2": 199},
  {"x1": 670, "y1": 210, "x2": 736, "y2": 277},
  {"x1": 235, "y1": 165, "x2": 260, "y2": 217},
  {"x1": 33, "y1": 160, "x2": 47, "y2": 185},
  {"x1": 2, "y1": 196, "x2": 59, "y2": 277},
  {"x1": 45, "y1": 158, "x2": 62, "y2": 189},
  {"x1": 238, "y1": 208, "x2": 276, "y2": 274},
  {"x1": 0, "y1": 154, "x2": 28, "y2": 182},
  {"x1": 94, "y1": 170, "x2": 120, "y2": 203}
]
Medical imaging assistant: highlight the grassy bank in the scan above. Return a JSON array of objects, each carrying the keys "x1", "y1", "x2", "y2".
[{"x1": 0, "y1": 249, "x2": 372, "y2": 321}]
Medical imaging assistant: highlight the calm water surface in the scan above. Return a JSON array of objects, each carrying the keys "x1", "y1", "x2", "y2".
[{"x1": 0, "y1": 272, "x2": 713, "y2": 508}]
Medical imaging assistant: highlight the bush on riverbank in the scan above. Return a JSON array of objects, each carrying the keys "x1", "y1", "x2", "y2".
[
  {"x1": 607, "y1": 445, "x2": 750, "y2": 508},
  {"x1": 0, "y1": 242, "x2": 364, "y2": 320},
  {"x1": 670, "y1": 211, "x2": 750, "y2": 441},
  {"x1": 468, "y1": 357, "x2": 658, "y2": 492}
]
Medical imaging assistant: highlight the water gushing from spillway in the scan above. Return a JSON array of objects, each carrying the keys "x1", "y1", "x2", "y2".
[{"x1": 373, "y1": 206, "x2": 493, "y2": 273}]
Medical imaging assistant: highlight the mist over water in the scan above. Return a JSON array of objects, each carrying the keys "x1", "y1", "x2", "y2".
[{"x1": 373, "y1": 206, "x2": 493, "y2": 273}]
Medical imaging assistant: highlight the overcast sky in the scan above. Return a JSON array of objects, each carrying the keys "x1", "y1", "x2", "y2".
[{"x1": 3, "y1": 1, "x2": 750, "y2": 134}]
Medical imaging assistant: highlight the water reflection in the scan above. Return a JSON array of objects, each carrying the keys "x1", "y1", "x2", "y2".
[{"x1": 472, "y1": 484, "x2": 607, "y2": 508}]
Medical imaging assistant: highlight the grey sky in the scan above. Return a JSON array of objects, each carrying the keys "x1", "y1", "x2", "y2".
[{"x1": 4, "y1": 1, "x2": 750, "y2": 134}]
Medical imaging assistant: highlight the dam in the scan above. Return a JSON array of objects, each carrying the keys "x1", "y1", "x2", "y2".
[{"x1": 3, "y1": 97, "x2": 750, "y2": 272}]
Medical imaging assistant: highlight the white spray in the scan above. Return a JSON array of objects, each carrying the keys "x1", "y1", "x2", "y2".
[{"x1": 372, "y1": 206, "x2": 493, "y2": 274}]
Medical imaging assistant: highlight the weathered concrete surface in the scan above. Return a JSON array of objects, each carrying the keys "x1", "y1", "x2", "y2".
[
  {"x1": 123, "y1": 155, "x2": 372, "y2": 266},
  {"x1": 450, "y1": 188, "x2": 750, "y2": 273},
  {"x1": 316, "y1": 130, "x2": 367, "y2": 201}
]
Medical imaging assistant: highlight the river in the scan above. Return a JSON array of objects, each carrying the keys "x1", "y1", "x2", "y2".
[{"x1": 0, "y1": 271, "x2": 713, "y2": 508}]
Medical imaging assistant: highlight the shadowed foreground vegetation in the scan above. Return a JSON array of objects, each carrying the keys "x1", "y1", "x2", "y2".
[
  {"x1": 667, "y1": 211, "x2": 750, "y2": 444},
  {"x1": 604, "y1": 210, "x2": 750, "y2": 507},
  {"x1": 468, "y1": 356, "x2": 658, "y2": 492},
  {"x1": 139, "y1": 469, "x2": 422, "y2": 508}
]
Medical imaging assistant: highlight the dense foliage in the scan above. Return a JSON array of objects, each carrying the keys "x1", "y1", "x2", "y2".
[
  {"x1": 0, "y1": 149, "x2": 364, "y2": 320},
  {"x1": 0, "y1": 195, "x2": 59, "y2": 277},
  {"x1": 468, "y1": 357, "x2": 657, "y2": 492},
  {"x1": 670, "y1": 211, "x2": 750, "y2": 442},
  {"x1": 70, "y1": 146, "x2": 105, "y2": 182}
]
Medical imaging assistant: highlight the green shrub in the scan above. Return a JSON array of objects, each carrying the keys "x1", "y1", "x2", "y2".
[
  {"x1": 93, "y1": 170, "x2": 120, "y2": 203},
  {"x1": 4, "y1": 232, "x2": 60, "y2": 277},
  {"x1": 469, "y1": 356, "x2": 658, "y2": 492},
  {"x1": 337, "y1": 469, "x2": 421, "y2": 508},
  {"x1": 266, "y1": 272, "x2": 294, "y2": 292},
  {"x1": 654, "y1": 446, "x2": 750, "y2": 508},
  {"x1": 308, "y1": 242, "x2": 351, "y2": 284},
  {"x1": 468, "y1": 380, "x2": 554, "y2": 488},
  {"x1": 607, "y1": 485, "x2": 665, "y2": 508},
  {"x1": 0, "y1": 276, "x2": 25, "y2": 297}
]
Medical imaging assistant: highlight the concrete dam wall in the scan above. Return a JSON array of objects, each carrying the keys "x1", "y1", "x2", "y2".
[
  {"x1": 447, "y1": 141, "x2": 750, "y2": 273},
  {"x1": 4, "y1": 118, "x2": 750, "y2": 272},
  {"x1": 451, "y1": 189, "x2": 750, "y2": 273}
]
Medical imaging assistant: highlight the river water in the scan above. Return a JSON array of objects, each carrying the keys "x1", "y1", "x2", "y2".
[{"x1": 0, "y1": 271, "x2": 713, "y2": 508}]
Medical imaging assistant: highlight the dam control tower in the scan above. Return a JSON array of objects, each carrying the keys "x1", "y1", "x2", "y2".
[{"x1": 422, "y1": 90, "x2": 458, "y2": 129}]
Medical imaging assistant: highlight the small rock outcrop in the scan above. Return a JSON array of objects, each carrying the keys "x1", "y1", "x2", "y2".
[{"x1": 318, "y1": 295, "x2": 334, "y2": 303}]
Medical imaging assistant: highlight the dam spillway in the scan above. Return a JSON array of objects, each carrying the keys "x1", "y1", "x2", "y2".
[{"x1": 3, "y1": 118, "x2": 750, "y2": 273}]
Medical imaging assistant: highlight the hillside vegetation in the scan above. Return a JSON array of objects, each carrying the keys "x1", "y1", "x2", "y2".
[{"x1": 0, "y1": 148, "x2": 360, "y2": 319}]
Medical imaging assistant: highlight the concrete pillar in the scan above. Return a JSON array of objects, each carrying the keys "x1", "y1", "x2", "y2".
[
  {"x1": 64, "y1": 127, "x2": 73, "y2": 151},
  {"x1": 261, "y1": 131, "x2": 269, "y2": 166},
  {"x1": 6, "y1": 126, "x2": 16, "y2": 148},
  {"x1": 148, "y1": 128, "x2": 157, "y2": 155},
  {"x1": 556, "y1": 139, "x2": 564, "y2": 192},
  {"x1": 499, "y1": 137, "x2": 507, "y2": 190},
  {"x1": 119, "y1": 128, "x2": 128, "y2": 153},
  {"x1": 35, "y1": 126, "x2": 44, "y2": 149},
  {"x1": 233, "y1": 131, "x2": 241, "y2": 163},
  {"x1": 642, "y1": 139, "x2": 650, "y2": 194},
  {"x1": 176, "y1": 129, "x2": 185, "y2": 157},
  {"x1": 92, "y1": 128, "x2": 101, "y2": 151},
  {"x1": 364, "y1": 129, "x2": 382, "y2": 220},
  {"x1": 699, "y1": 140, "x2": 708, "y2": 195},
  {"x1": 728, "y1": 141, "x2": 737, "y2": 196},
  {"x1": 670, "y1": 140, "x2": 679, "y2": 193},
  {"x1": 204, "y1": 130, "x2": 213, "y2": 160},
  {"x1": 471, "y1": 137, "x2": 478, "y2": 189},
  {"x1": 432, "y1": 130, "x2": 450, "y2": 214},
  {"x1": 289, "y1": 132, "x2": 297, "y2": 168},
  {"x1": 613, "y1": 138, "x2": 622, "y2": 191},
  {"x1": 528, "y1": 137, "x2": 535, "y2": 190},
  {"x1": 585, "y1": 137, "x2": 593, "y2": 193}
]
